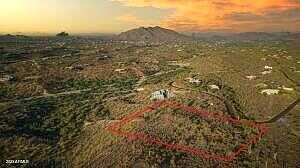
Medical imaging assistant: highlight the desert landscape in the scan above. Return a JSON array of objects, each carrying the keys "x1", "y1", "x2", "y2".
[{"x1": 1, "y1": 1, "x2": 300, "y2": 167}]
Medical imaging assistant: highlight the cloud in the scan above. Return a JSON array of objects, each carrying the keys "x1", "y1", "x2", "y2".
[
  {"x1": 223, "y1": 8, "x2": 300, "y2": 31},
  {"x1": 115, "y1": 13, "x2": 160, "y2": 29},
  {"x1": 223, "y1": 12, "x2": 264, "y2": 22},
  {"x1": 113, "y1": 0, "x2": 300, "y2": 32},
  {"x1": 116, "y1": 14, "x2": 146, "y2": 25}
]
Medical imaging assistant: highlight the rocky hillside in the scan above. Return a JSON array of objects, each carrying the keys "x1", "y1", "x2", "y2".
[{"x1": 116, "y1": 26, "x2": 192, "y2": 42}]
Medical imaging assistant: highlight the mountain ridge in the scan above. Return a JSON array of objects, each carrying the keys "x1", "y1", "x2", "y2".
[{"x1": 116, "y1": 26, "x2": 192, "y2": 42}]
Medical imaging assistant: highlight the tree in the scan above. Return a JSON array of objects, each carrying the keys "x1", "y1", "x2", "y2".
[{"x1": 56, "y1": 32, "x2": 69, "y2": 37}]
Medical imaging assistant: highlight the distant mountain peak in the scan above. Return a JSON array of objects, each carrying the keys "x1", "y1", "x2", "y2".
[{"x1": 116, "y1": 26, "x2": 191, "y2": 42}]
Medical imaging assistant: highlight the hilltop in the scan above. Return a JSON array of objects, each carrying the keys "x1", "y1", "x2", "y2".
[{"x1": 116, "y1": 26, "x2": 192, "y2": 42}]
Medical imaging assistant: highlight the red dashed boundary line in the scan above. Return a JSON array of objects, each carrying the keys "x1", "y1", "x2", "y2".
[{"x1": 105, "y1": 100, "x2": 268, "y2": 162}]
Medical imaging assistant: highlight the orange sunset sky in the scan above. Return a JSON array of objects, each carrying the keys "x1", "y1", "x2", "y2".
[{"x1": 0, "y1": 0, "x2": 300, "y2": 34}]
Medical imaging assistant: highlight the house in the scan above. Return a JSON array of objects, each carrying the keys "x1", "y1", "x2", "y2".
[
  {"x1": 0, "y1": 74, "x2": 14, "y2": 82},
  {"x1": 150, "y1": 89, "x2": 173, "y2": 100}
]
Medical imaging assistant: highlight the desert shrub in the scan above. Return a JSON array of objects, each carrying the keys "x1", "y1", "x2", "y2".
[
  {"x1": 0, "y1": 86, "x2": 9, "y2": 100},
  {"x1": 1, "y1": 98, "x2": 58, "y2": 140},
  {"x1": 144, "y1": 68, "x2": 190, "y2": 84},
  {"x1": 111, "y1": 76, "x2": 138, "y2": 90},
  {"x1": 65, "y1": 76, "x2": 138, "y2": 92},
  {"x1": 39, "y1": 68, "x2": 75, "y2": 93}
]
